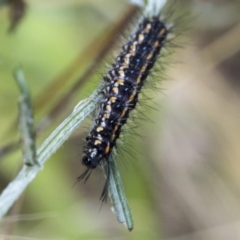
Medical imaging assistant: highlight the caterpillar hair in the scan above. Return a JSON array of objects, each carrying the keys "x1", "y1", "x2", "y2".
[{"x1": 78, "y1": 0, "x2": 177, "y2": 203}]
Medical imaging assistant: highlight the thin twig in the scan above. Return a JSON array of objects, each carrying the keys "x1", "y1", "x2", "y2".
[
  {"x1": 14, "y1": 67, "x2": 37, "y2": 166},
  {"x1": 106, "y1": 156, "x2": 134, "y2": 231}
]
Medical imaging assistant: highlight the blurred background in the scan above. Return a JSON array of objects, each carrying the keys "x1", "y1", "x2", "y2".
[{"x1": 0, "y1": 0, "x2": 240, "y2": 239}]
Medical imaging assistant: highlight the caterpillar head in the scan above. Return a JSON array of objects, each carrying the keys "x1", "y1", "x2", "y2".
[{"x1": 82, "y1": 148, "x2": 103, "y2": 169}]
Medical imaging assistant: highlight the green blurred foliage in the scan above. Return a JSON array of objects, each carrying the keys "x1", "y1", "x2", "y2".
[{"x1": 1, "y1": 0, "x2": 240, "y2": 239}]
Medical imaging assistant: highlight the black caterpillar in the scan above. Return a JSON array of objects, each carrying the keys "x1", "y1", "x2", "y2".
[{"x1": 79, "y1": 16, "x2": 168, "y2": 201}]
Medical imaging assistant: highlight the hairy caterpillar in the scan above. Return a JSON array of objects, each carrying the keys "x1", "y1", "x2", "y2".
[{"x1": 78, "y1": 14, "x2": 169, "y2": 201}]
